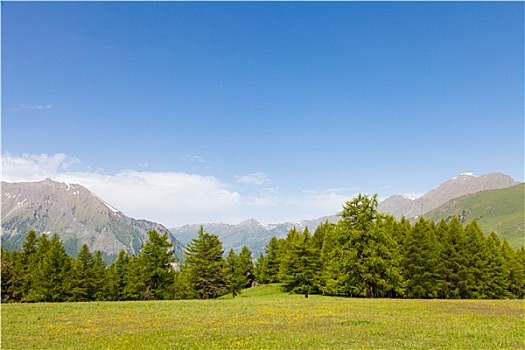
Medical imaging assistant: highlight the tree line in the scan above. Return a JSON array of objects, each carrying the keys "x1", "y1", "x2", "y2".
[
  {"x1": 256, "y1": 194, "x2": 525, "y2": 299},
  {"x1": 2, "y1": 194, "x2": 524, "y2": 302}
]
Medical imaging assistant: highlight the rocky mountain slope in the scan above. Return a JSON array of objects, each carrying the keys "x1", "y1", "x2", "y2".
[
  {"x1": 378, "y1": 173, "x2": 518, "y2": 219},
  {"x1": 1, "y1": 179, "x2": 184, "y2": 261}
]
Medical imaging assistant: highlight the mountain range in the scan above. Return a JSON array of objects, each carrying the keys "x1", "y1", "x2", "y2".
[
  {"x1": 171, "y1": 172, "x2": 522, "y2": 254},
  {"x1": 1, "y1": 172, "x2": 522, "y2": 261},
  {"x1": 1, "y1": 179, "x2": 184, "y2": 261},
  {"x1": 377, "y1": 172, "x2": 518, "y2": 218}
]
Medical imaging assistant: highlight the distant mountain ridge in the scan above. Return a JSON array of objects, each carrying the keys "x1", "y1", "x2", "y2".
[
  {"x1": 171, "y1": 217, "x2": 335, "y2": 257},
  {"x1": 172, "y1": 172, "x2": 520, "y2": 255},
  {"x1": 377, "y1": 172, "x2": 518, "y2": 219},
  {"x1": 2, "y1": 172, "x2": 520, "y2": 261},
  {"x1": 1, "y1": 179, "x2": 184, "y2": 261}
]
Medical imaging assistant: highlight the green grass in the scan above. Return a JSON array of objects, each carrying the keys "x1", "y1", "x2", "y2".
[{"x1": 2, "y1": 285, "x2": 524, "y2": 349}]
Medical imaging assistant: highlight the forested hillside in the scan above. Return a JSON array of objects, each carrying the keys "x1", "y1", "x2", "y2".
[{"x1": 2, "y1": 194, "x2": 524, "y2": 302}]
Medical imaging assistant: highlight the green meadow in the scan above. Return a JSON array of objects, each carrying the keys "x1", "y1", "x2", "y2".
[{"x1": 2, "y1": 285, "x2": 523, "y2": 350}]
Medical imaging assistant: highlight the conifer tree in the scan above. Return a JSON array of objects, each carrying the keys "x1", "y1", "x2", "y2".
[
  {"x1": 69, "y1": 244, "x2": 96, "y2": 301},
  {"x1": 404, "y1": 217, "x2": 443, "y2": 298},
  {"x1": 92, "y1": 251, "x2": 107, "y2": 300},
  {"x1": 1, "y1": 249, "x2": 23, "y2": 302},
  {"x1": 105, "y1": 250, "x2": 131, "y2": 301},
  {"x1": 258, "y1": 237, "x2": 282, "y2": 284},
  {"x1": 483, "y1": 232, "x2": 507, "y2": 298},
  {"x1": 238, "y1": 246, "x2": 255, "y2": 288},
  {"x1": 280, "y1": 228, "x2": 322, "y2": 296},
  {"x1": 27, "y1": 233, "x2": 72, "y2": 302},
  {"x1": 122, "y1": 255, "x2": 145, "y2": 300},
  {"x1": 184, "y1": 226, "x2": 226, "y2": 299},
  {"x1": 224, "y1": 249, "x2": 244, "y2": 298},
  {"x1": 463, "y1": 221, "x2": 489, "y2": 298},
  {"x1": 439, "y1": 217, "x2": 468, "y2": 298},
  {"x1": 138, "y1": 230, "x2": 176, "y2": 300}
]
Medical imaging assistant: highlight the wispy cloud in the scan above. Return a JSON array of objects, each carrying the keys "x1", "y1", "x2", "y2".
[
  {"x1": 2, "y1": 153, "x2": 240, "y2": 227},
  {"x1": 236, "y1": 172, "x2": 271, "y2": 185},
  {"x1": 1, "y1": 153, "x2": 360, "y2": 226},
  {"x1": 2, "y1": 152, "x2": 80, "y2": 182},
  {"x1": 10, "y1": 103, "x2": 56, "y2": 111},
  {"x1": 183, "y1": 154, "x2": 210, "y2": 164}
]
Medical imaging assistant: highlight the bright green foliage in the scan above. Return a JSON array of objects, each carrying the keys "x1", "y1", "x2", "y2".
[
  {"x1": 438, "y1": 216, "x2": 468, "y2": 298},
  {"x1": 339, "y1": 193, "x2": 379, "y2": 231},
  {"x1": 279, "y1": 227, "x2": 322, "y2": 295},
  {"x1": 122, "y1": 255, "x2": 146, "y2": 300},
  {"x1": 483, "y1": 232, "x2": 508, "y2": 298},
  {"x1": 105, "y1": 250, "x2": 131, "y2": 301},
  {"x1": 321, "y1": 198, "x2": 404, "y2": 298},
  {"x1": 224, "y1": 249, "x2": 245, "y2": 298},
  {"x1": 257, "y1": 193, "x2": 523, "y2": 300},
  {"x1": 184, "y1": 226, "x2": 226, "y2": 299},
  {"x1": 404, "y1": 218, "x2": 443, "y2": 298},
  {"x1": 501, "y1": 242, "x2": 525, "y2": 298},
  {"x1": 257, "y1": 236, "x2": 282, "y2": 284},
  {"x1": 69, "y1": 244, "x2": 96, "y2": 301},
  {"x1": 137, "y1": 230, "x2": 176, "y2": 300},
  {"x1": 26, "y1": 234, "x2": 72, "y2": 302},
  {"x1": 238, "y1": 246, "x2": 255, "y2": 288},
  {"x1": 462, "y1": 221, "x2": 490, "y2": 298}
]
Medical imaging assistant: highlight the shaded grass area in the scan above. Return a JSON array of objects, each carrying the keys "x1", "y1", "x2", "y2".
[{"x1": 2, "y1": 285, "x2": 523, "y2": 349}]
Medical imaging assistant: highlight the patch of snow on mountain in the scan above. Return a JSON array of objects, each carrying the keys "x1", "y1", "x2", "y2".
[
  {"x1": 104, "y1": 202, "x2": 119, "y2": 213},
  {"x1": 460, "y1": 172, "x2": 476, "y2": 177}
]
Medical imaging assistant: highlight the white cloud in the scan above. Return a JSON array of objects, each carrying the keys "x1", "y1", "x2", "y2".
[
  {"x1": 236, "y1": 172, "x2": 271, "y2": 185},
  {"x1": 2, "y1": 153, "x2": 80, "y2": 182},
  {"x1": 10, "y1": 103, "x2": 56, "y2": 111},
  {"x1": 1, "y1": 153, "x2": 365, "y2": 227},
  {"x1": 275, "y1": 188, "x2": 355, "y2": 221},
  {"x1": 243, "y1": 187, "x2": 280, "y2": 207},
  {"x1": 2, "y1": 153, "x2": 240, "y2": 227},
  {"x1": 183, "y1": 155, "x2": 210, "y2": 163}
]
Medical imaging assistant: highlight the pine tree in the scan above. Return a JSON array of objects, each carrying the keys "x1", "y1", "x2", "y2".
[
  {"x1": 404, "y1": 218, "x2": 442, "y2": 298},
  {"x1": 138, "y1": 230, "x2": 176, "y2": 300},
  {"x1": 224, "y1": 249, "x2": 245, "y2": 298},
  {"x1": 69, "y1": 244, "x2": 95, "y2": 301},
  {"x1": 238, "y1": 246, "x2": 255, "y2": 288},
  {"x1": 1, "y1": 249, "x2": 24, "y2": 302},
  {"x1": 320, "y1": 220, "x2": 355, "y2": 296},
  {"x1": 463, "y1": 221, "x2": 489, "y2": 298},
  {"x1": 105, "y1": 250, "x2": 131, "y2": 301},
  {"x1": 502, "y1": 244, "x2": 525, "y2": 298},
  {"x1": 27, "y1": 233, "x2": 72, "y2": 302},
  {"x1": 439, "y1": 217, "x2": 468, "y2": 299},
  {"x1": 184, "y1": 226, "x2": 226, "y2": 299},
  {"x1": 122, "y1": 255, "x2": 145, "y2": 300},
  {"x1": 483, "y1": 232, "x2": 507, "y2": 298},
  {"x1": 92, "y1": 251, "x2": 107, "y2": 300},
  {"x1": 279, "y1": 228, "x2": 321, "y2": 296},
  {"x1": 259, "y1": 237, "x2": 282, "y2": 284}
]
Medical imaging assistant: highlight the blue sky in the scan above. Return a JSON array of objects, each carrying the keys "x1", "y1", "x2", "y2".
[{"x1": 2, "y1": 2, "x2": 524, "y2": 226}]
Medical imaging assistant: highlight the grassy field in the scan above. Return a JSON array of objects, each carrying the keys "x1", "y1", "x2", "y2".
[{"x1": 2, "y1": 284, "x2": 523, "y2": 349}]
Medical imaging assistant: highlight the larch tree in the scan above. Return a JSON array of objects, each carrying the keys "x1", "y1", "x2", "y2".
[{"x1": 184, "y1": 226, "x2": 226, "y2": 299}]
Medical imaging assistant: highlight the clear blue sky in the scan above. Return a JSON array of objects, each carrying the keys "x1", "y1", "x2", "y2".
[{"x1": 2, "y1": 2, "x2": 524, "y2": 226}]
